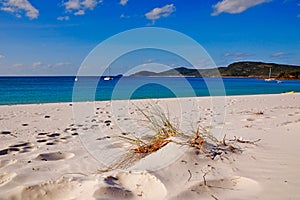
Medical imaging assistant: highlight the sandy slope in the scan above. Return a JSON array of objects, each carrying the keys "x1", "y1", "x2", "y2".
[{"x1": 0, "y1": 93, "x2": 299, "y2": 200}]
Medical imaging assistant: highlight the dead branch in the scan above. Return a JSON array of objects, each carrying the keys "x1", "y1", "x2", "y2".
[{"x1": 230, "y1": 136, "x2": 261, "y2": 144}]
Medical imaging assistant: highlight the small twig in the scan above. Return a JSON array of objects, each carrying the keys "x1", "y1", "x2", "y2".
[
  {"x1": 97, "y1": 168, "x2": 112, "y2": 173},
  {"x1": 203, "y1": 171, "x2": 209, "y2": 186},
  {"x1": 211, "y1": 194, "x2": 219, "y2": 200},
  {"x1": 230, "y1": 136, "x2": 261, "y2": 144},
  {"x1": 255, "y1": 111, "x2": 264, "y2": 115},
  {"x1": 11, "y1": 133, "x2": 17, "y2": 138},
  {"x1": 221, "y1": 134, "x2": 227, "y2": 146},
  {"x1": 187, "y1": 169, "x2": 192, "y2": 182}
]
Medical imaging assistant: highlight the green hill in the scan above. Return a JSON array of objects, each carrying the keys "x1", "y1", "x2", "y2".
[
  {"x1": 222, "y1": 62, "x2": 300, "y2": 79},
  {"x1": 131, "y1": 61, "x2": 300, "y2": 79}
]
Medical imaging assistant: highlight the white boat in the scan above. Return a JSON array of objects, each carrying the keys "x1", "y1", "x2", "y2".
[
  {"x1": 104, "y1": 66, "x2": 113, "y2": 81},
  {"x1": 104, "y1": 76, "x2": 113, "y2": 81},
  {"x1": 264, "y1": 78, "x2": 275, "y2": 81},
  {"x1": 75, "y1": 77, "x2": 78, "y2": 82},
  {"x1": 265, "y1": 67, "x2": 275, "y2": 81}
]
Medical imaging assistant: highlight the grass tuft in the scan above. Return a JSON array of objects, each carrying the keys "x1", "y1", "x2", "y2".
[
  {"x1": 118, "y1": 103, "x2": 260, "y2": 163},
  {"x1": 119, "y1": 104, "x2": 179, "y2": 154}
]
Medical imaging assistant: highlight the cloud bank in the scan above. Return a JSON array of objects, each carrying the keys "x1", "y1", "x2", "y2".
[
  {"x1": 64, "y1": 0, "x2": 102, "y2": 16},
  {"x1": 0, "y1": 0, "x2": 39, "y2": 19},
  {"x1": 145, "y1": 4, "x2": 175, "y2": 24},
  {"x1": 212, "y1": 0, "x2": 270, "y2": 16}
]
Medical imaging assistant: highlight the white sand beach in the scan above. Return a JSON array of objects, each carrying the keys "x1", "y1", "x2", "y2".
[{"x1": 0, "y1": 93, "x2": 299, "y2": 200}]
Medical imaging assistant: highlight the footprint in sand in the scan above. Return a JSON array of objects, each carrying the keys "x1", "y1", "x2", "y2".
[
  {"x1": 35, "y1": 152, "x2": 74, "y2": 161},
  {"x1": 0, "y1": 142, "x2": 35, "y2": 157},
  {"x1": 37, "y1": 132, "x2": 48, "y2": 136},
  {"x1": 0, "y1": 172, "x2": 17, "y2": 187},
  {"x1": 47, "y1": 133, "x2": 60, "y2": 138},
  {"x1": 94, "y1": 185, "x2": 133, "y2": 199},
  {"x1": 0, "y1": 130, "x2": 17, "y2": 137},
  {"x1": 36, "y1": 132, "x2": 75, "y2": 146},
  {"x1": 10, "y1": 142, "x2": 35, "y2": 153},
  {"x1": 171, "y1": 176, "x2": 261, "y2": 200},
  {"x1": 1, "y1": 130, "x2": 11, "y2": 135},
  {"x1": 36, "y1": 139, "x2": 48, "y2": 143},
  {"x1": 94, "y1": 171, "x2": 167, "y2": 200},
  {"x1": 63, "y1": 127, "x2": 78, "y2": 134},
  {"x1": 0, "y1": 148, "x2": 18, "y2": 156}
]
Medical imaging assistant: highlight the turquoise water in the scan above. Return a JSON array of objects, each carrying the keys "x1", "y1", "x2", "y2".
[{"x1": 0, "y1": 76, "x2": 299, "y2": 105}]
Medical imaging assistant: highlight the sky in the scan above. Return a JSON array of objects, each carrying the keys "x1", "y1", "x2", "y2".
[{"x1": 0, "y1": 0, "x2": 299, "y2": 76}]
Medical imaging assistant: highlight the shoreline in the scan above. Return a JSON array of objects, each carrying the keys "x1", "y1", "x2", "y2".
[{"x1": 0, "y1": 92, "x2": 298, "y2": 107}]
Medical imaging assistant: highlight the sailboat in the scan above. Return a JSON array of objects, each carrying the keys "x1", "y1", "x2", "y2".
[
  {"x1": 264, "y1": 67, "x2": 275, "y2": 81},
  {"x1": 104, "y1": 66, "x2": 113, "y2": 81}
]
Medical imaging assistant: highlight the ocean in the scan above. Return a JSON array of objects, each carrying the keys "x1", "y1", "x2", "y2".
[{"x1": 0, "y1": 76, "x2": 299, "y2": 105}]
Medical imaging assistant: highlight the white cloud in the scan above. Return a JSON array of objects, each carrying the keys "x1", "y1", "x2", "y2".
[
  {"x1": 74, "y1": 10, "x2": 85, "y2": 15},
  {"x1": 270, "y1": 52, "x2": 286, "y2": 57},
  {"x1": 54, "y1": 62, "x2": 71, "y2": 67},
  {"x1": 81, "y1": 0, "x2": 98, "y2": 9},
  {"x1": 64, "y1": 0, "x2": 80, "y2": 10},
  {"x1": 1, "y1": 6, "x2": 14, "y2": 12},
  {"x1": 224, "y1": 52, "x2": 251, "y2": 57},
  {"x1": 120, "y1": 0, "x2": 128, "y2": 6},
  {"x1": 0, "y1": 54, "x2": 4, "y2": 59},
  {"x1": 30, "y1": 61, "x2": 71, "y2": 69},
  {"x1": 64, "y1": 0, "x2": 102, "y2": 15},
  {"x1": 224, "y1": 52, "x2": 253, "y2": 61},
  {"x1": 143, "y1": 58, "x2": 156, "y2": 63},
  {"x1": 120, "y1": 13, "x2": 129, "y2": 19},
  {"x1": 0, "y1": 0, "x2": 39, "y2": 19},
  {"x1": 212, "y1": 0, "x2": 270, "y2": 16},
  {"x1": 32, "y1": 61, "x2": 43, "y2": 68},
  {"x1": 57, "y1": 16, "x2": 70, "y2": 21},
  {"x1": 13, "y1": 63, "x2": 23, "y2": 67},
  {"x1": 145, "y1": 4, "x2": 176, "y2": 24}
]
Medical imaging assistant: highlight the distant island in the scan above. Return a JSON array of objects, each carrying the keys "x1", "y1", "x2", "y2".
[{"x1": 131, "y1": 61, "x2": 300, "y2": 80}]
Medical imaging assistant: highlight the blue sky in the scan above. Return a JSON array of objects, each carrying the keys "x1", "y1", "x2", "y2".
[{"x1": 0, "y1": 0, "x2": 299, "y2": 75}]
